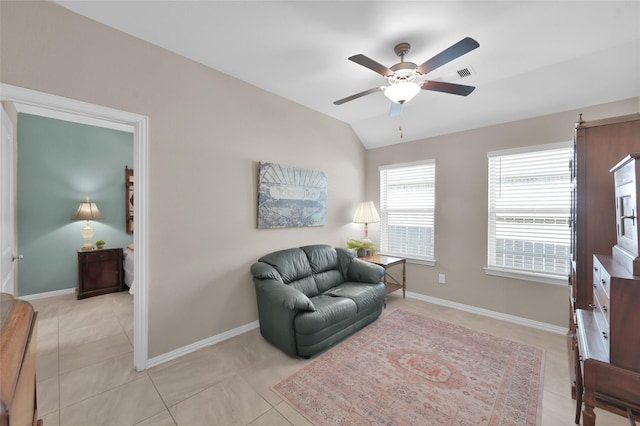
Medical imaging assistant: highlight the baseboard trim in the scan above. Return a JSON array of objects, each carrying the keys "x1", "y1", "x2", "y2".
[
  {"x1": 148, "y1": 292, "x2": 566, "y2": 369},
  {"x1": 147, "y1": 292, "x2": 566, "y2": 369},
  {"x1": 20, "y1": 288, "x2": 75, "y2": 301},
  {"x1": 147, "y1": 320, "x2": 260, "y2": 369},
  {"x1": 405, "y1": 291, "x2": 567, "y2": 335}
]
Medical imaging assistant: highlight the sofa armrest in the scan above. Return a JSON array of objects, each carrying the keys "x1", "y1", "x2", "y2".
[
  {"x1": 347, "y1": 259, "x2": 385, "y2": 283},
  {"x1": 253, "y1": 278, "x2": 315, "y2": 357},
  {"x1": 251, "y1": 262, "x2": 283, "y2": 282},
  {"x1": 254, "y1": 279, "x2": 316, "y2": 312}
]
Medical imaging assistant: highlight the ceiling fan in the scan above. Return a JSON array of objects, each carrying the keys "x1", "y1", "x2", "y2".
[{"x1": 334, "y1": 37, "x2": 480, "y2": 116}]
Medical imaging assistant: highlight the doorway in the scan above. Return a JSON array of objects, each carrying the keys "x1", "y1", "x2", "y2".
[{"x1": 0, "y1": 83, "x2": 149, "y2": 371}]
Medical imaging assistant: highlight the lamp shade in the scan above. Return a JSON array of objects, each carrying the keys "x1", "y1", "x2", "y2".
[
  {"x1": 384, "y1": 82, "x2": 421, "y2": 104},
  {"x1": 353, "y1": 201, "x2": 380, "y2": 224},
  {"x1": 70, "y1": 200, "x2": 104, "y2": 221}
]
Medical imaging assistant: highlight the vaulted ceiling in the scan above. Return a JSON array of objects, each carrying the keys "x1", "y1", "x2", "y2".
[{"x1": 55, "y1": 1, "x2": 640, "y2": 149}]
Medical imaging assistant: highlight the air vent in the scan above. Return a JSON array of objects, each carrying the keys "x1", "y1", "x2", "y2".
[
  {"x1": 431, "y1": 65, "x2": 475, "y2": 83},
  {"x1": 457, "y1": 67, "x2": 472, "y2": 78}
]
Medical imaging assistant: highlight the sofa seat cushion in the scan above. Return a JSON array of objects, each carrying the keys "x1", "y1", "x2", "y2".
[
  {"x1": 294, "y1": 295, "x2": 357, "y2": 335},
  {"x1": 324, "y1": 282, "x2": 387, "y2": 312}
]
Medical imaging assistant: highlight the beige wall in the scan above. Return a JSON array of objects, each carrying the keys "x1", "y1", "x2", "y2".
[
  {"x1": 366, "y1": 98, "x2": 640, "y2": 327},
  {"x1": 3, "y1": 2, "x2": 639, "y2": 359},
  {"x1": 1, "y1": 1, "x2": 366, "y2": 357}
]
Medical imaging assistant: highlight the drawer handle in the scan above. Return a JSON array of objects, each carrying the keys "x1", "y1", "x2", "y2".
[
  {"x1": 601, "y1": 279, "x2": 607, "y2": 285},
  {"x1": 602, "y1": 305, "x2": 607, "y2": 312},
  {"x1": 588, "y1": 303, "x2": 597, "y2": 309},
  {"x1": 602, "y1": 331, "x2": 608, "y2": 340}
]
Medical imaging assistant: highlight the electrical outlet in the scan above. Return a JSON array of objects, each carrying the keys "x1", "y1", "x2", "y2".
[{"x1": 438, "y1": 274, "x2": 446, "y2": 285}]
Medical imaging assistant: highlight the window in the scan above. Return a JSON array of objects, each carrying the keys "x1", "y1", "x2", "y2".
[
  {"x1": 487, "y1": 142, "x2": 572, "y2": 283},
  {"x1": 379, "y1": 160, "x2": 435, "y2": 262}
]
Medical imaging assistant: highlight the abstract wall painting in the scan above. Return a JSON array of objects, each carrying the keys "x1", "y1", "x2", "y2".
[{"x1": 257, "y1": 162, "x2": 327, "y2": 229}]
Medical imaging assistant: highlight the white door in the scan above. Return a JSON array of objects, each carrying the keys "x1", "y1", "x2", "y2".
[{"x1": 0, "y1": 105, "x2": 18, "y2": 295}]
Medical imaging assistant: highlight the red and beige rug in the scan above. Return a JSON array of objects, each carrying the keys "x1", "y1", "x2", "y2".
[{"x1": 274, "y1": 309, "x2": 544, "y2": 425}]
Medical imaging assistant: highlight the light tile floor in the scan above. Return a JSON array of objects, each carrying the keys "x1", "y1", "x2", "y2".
[{"x1": 30, "y1": 292, "x2": 630, "y2": 425}]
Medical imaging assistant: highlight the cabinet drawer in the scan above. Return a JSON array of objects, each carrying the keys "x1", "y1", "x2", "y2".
[
  {"x1": 592, "y1": 291, "x2": 610, "y2": 340},
  {"x1": 593, "y1": 261, "x2": 610, "y2": 328},
  {"x1": 591, "y1": 256, "x2": 611, "y2": 342},
  {"x1": 597, "y1": 266, "x2": 611, "y2": 299},
  {"x1": 79, "y1": 250, "x2": 120, "y2": 263}
]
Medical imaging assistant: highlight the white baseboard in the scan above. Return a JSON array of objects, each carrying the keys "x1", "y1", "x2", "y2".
[
  {"x1": 20, "y1": 287, "x2": 75, "y2": 301},
  {"x1": 147, "y1": 320, "x2": 260, "y2": 369},
  {"x1": 405, "y1": 291, "x2": 567, "y2": 335},
  {"x1": 148, "y1": 292, "x2": 567, "y2": 369}
]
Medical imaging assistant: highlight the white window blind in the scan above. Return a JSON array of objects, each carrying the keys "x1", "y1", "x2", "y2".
[
  {"x1": 487, "y1": 143, "x2": 572, "y2": 279},
  {"x1": 380, "y1": 160, "x2": 435, "y2": 261}
]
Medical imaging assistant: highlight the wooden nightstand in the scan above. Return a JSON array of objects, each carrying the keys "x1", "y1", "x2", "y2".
[
  {"x1": 77, "y1": 248, "x2": 124, "y2": 299},
  {"x1": 361, "y1": 254, "x2": 406, "y2": 299}
]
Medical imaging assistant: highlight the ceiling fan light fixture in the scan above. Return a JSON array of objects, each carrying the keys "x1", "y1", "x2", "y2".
[{"x1": 384, "y1": 81, "x2": 421, "y2": 104}]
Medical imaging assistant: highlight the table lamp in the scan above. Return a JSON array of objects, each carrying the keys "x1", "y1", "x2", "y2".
[
  {"x1": 70, "y1": 197, "x2": 104, "y2": 250},
  {"x1": 353, "y1": 201, "x2": 380, "y2": 241}
]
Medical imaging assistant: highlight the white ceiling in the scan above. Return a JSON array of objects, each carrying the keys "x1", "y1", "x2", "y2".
[{"x1": 55, "y1": 1, "x2": 640, "y2": 149}]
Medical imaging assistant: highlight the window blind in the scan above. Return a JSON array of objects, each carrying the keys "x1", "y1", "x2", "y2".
[
  {"x1": 380, "y1": 160, "x2": 435, "y2": 260},
  {"x1": 487, "y1": 143, "x2": 572, "y2": 278}
]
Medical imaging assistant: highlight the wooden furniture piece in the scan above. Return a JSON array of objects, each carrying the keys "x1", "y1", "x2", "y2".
[
  {"x1": 590, "y1": 255, "x2": 640, "y2": 370},
  {"x1": 567, "y1": 113, "x2": 640, "y2": 398},
  {"x1": 575, "y1": 308, "x2": 640, "y2": 426},
  {"x1": 611, "y1": 154, "x2": 640, "y2": 276},
  {"x1": 77, "y1": 248, "x2": 124, "y2": 299},
  {"x1": 572, "y1": 152, "x2": 640, "y2": 425},
  {"x1": 575, "y1": 255, "x2": 640, "y2": 425},
  {"x1": 361, "y1": 254, "x2": 406, "y2": 299},
  {"x1": 0, "y1": 293, "x2": 42, "y2": 426},
  {"x1": 125, "y1": 166, "x2": 134, "y2": 234}
]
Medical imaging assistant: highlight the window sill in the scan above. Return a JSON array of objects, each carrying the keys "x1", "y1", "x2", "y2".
[
  {"x1": 378, "y1": 253, "x2": 436, "y2": 266},
  {"x1": 408, "y1": 258, "x2": 436, "y2": 267},
  {"x1": 484, "y1": 266, "x2": 568, "y2": 286}
]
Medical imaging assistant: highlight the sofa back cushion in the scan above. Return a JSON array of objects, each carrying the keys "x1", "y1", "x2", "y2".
[
  {"x1": 258, "y1": 247, "x2": 319, "y2": 297},
  {"x1": 302, "y1": 245, "x2": 345, "y2": 293}
]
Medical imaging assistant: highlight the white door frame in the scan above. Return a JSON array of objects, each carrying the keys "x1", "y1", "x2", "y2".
[
  {"x1": 1, "y1": 105, "x2": 16, "y2": 295},
  {"x1": 0, "y1": 83, "x2": 149, "y2": 371}
]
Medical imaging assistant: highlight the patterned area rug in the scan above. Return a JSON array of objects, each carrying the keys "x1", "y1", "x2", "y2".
[{"x1": 274, "y1": 309, "x2": 544, "y2": 425}]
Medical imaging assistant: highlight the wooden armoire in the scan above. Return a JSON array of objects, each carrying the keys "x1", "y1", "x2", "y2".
[
  {"x1": 568, "y1": 113, "x2": 640, "y2": 422},
  {"x1": 570, "y1": 113, "x2": 640, "y2": 314}
]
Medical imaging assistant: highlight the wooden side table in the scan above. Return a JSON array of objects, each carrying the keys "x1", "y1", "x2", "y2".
[
  {"x1": 77, "y1": 248, "x2": 124, "y2": 299},
  {"x1": 361, "y1": 254, "x2": 406, "y2": 299}
]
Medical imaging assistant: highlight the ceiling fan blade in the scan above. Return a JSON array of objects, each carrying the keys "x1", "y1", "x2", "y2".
[
  {"x1": 389, "y1": 102, "x2": 403, "y2": 117},
  {"x1": 421, "y1": 81, "x2": 476, "y2": 96},
  {"x1": 417, "y1": 37, "x2": 479, "y2": 75},
  {"x1": 348, "y1": 54, "x2": 394, "y2": 77},
  {"x1": 333, "y1": 87, "x2": 383, "y2": 105}
]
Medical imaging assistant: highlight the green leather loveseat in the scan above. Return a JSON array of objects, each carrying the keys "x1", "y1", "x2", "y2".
[{"x1": 250, "y1": 244, "x2": 386, "y2": 358}]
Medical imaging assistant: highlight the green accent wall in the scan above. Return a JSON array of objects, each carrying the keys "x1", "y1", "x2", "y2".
[{"x1": 17, "y1": 113, "x2": 133, "y2": 296}]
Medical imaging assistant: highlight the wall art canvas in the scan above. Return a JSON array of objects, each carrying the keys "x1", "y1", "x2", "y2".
[{"x1": 258, "y1": 162, "x2": 327, "y2": 228}]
